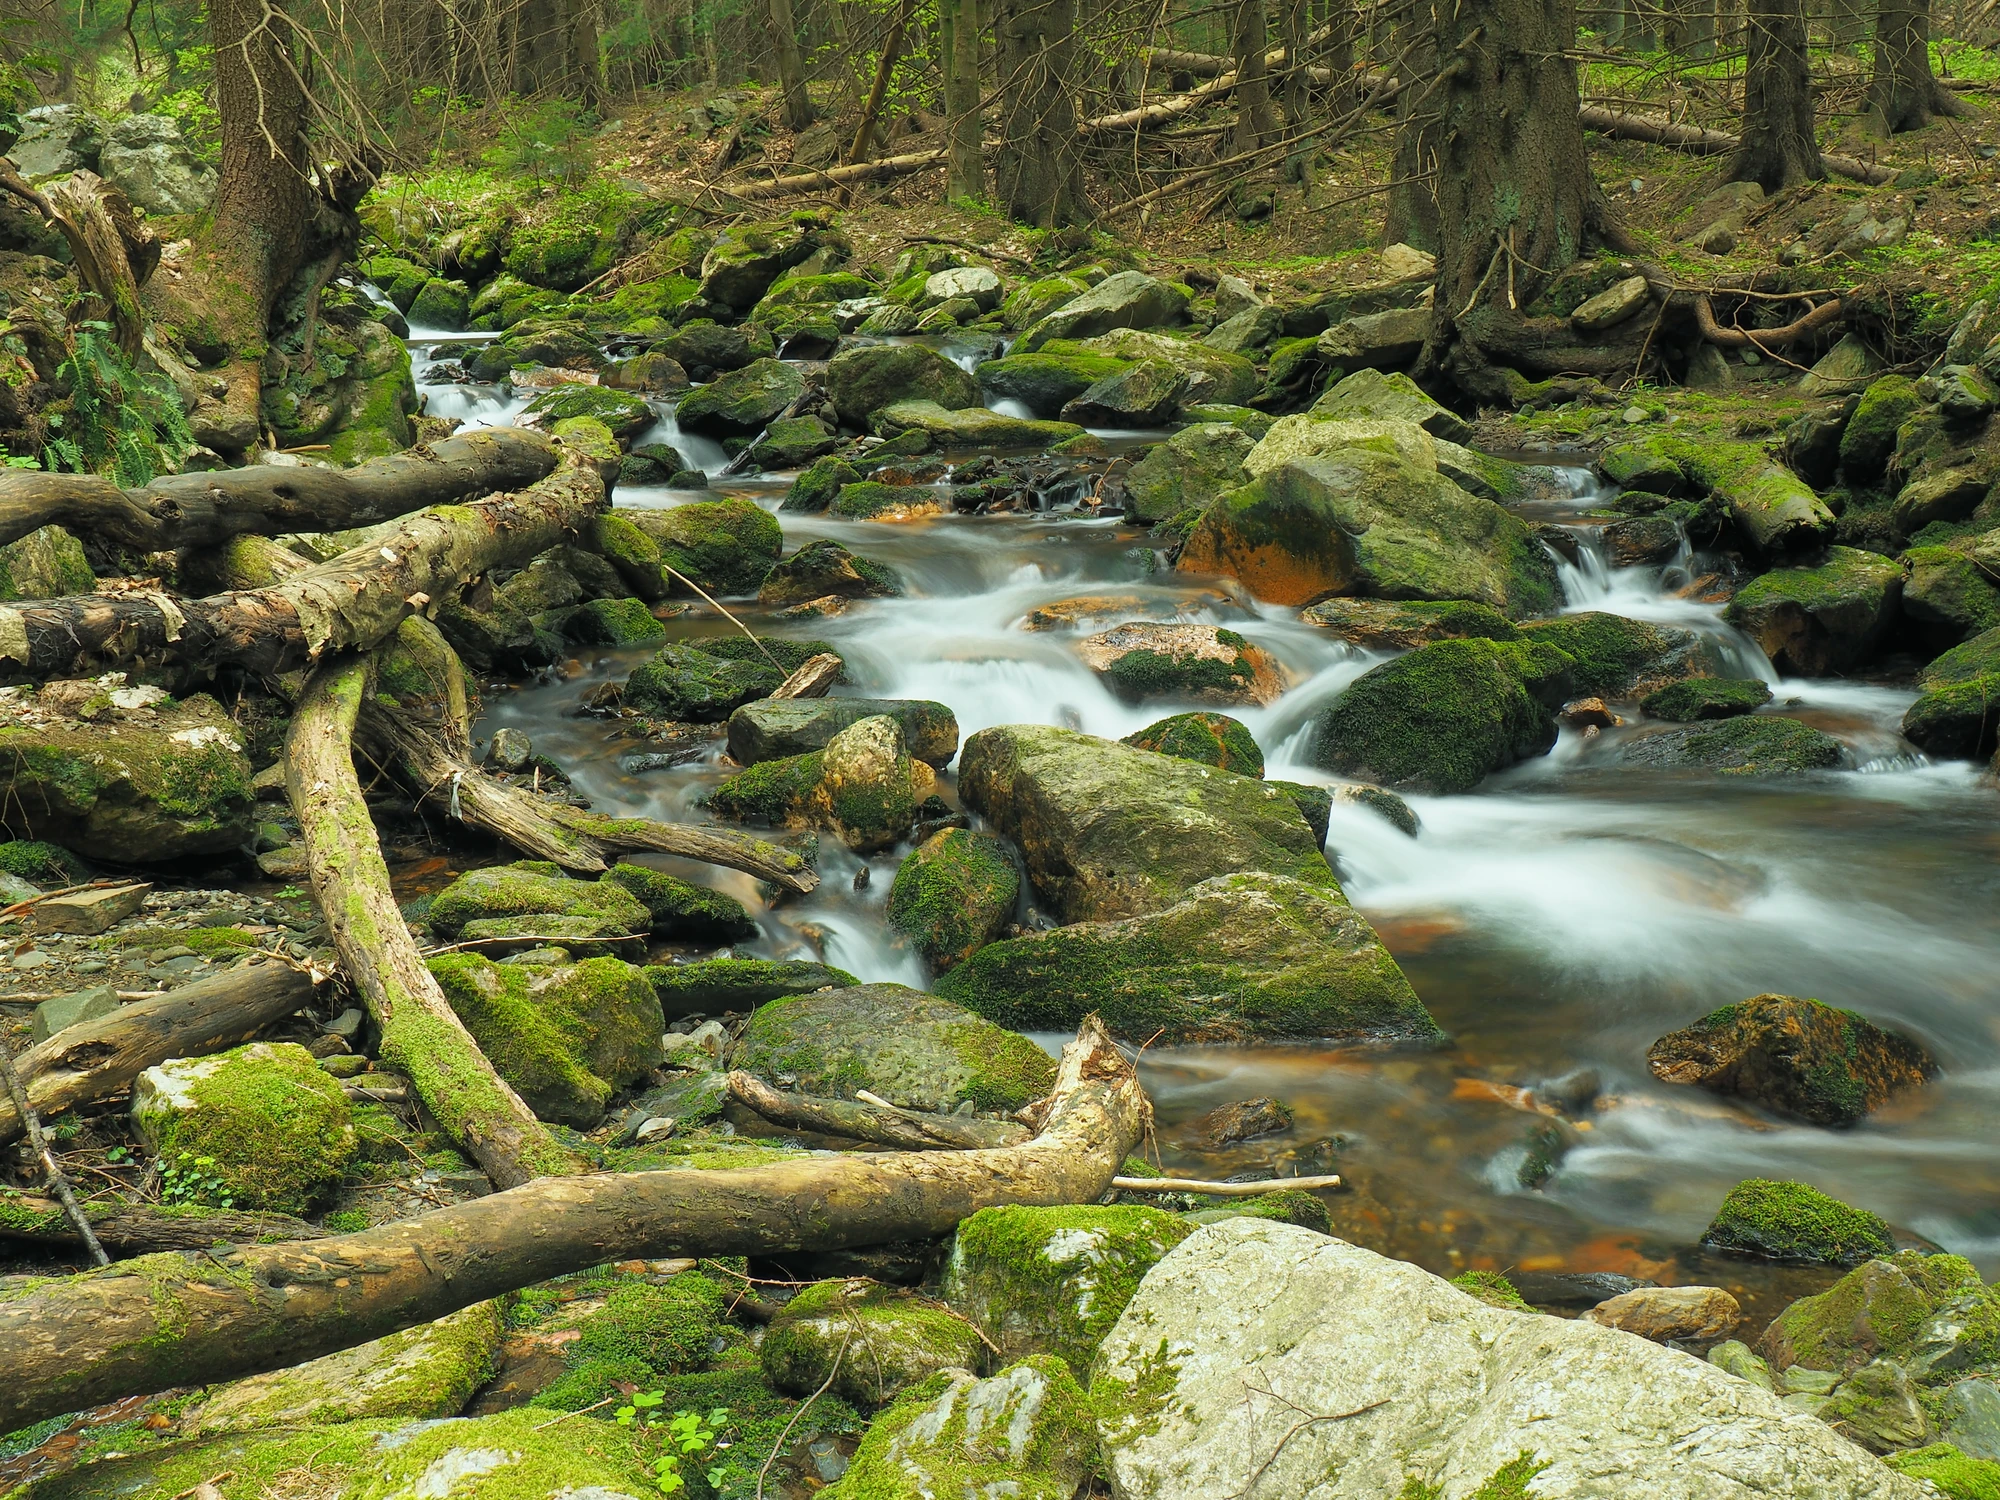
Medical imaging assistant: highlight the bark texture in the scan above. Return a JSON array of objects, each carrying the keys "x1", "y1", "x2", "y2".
[
  {"x1": 1729, "y1": 0, "x2": 1823, "y2": 190},
  {"x1": 0, "y1": 1018, "x2": 1148, "y2": 1431},
  {"x1": 1868, "y1": 0, "x2": 1972, "y2": 133},
  {"x1": 724, "y1": 1071, "x2": 1032, "y2": 1149},
  {"x1": 0, "y1": 1197, "x2": 325, "y2": 1253},
  {"x1": 942, "y1": 0, "x2": 986, "y2": 200},
  {"x1": 993, "y1": 0, "x2": 1086, "y2": 223},
  {"x1": 769, "y1": 0, "x2": 815, "y2": 129}
]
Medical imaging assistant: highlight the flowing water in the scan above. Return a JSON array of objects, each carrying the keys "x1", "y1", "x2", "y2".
[{"x1": 403, "y1": 319, "x2": 2000, "y2": 1321}]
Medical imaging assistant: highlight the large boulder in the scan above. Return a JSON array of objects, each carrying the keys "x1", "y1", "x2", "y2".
[
  {"x1": 872, "y1": 399, "x2": 1083, "y2": 448},
  {"x1": 1315, "y1": 307, "x2": 1429, "y2": 373},
  {"x1": 426, "y1": 952, "x2": 665, "y2": 1127},
  {"x1": 728, "y1": 696, "x2": 958, "y2": 767},
  {"x1": 1518, "y1": 611, "x2": 1723, "y2": 698},
  {"x1": 935, "y1": 870, "x2": 1440, "y2": 1044},
  {"x1": 602, "y1": 861, "x2": 757, "y2": 942},
  {"x1": 0, "y1": 524, "x2": 94, "y2": 600},
  {"x1": 1072, "y1": 329, "x2": 1258, "y2": 407},
  {"x1": 1095, "y1": 1218, "x2": 1928, "y2": 1500},
  {"x1": 887, "y1": 828, "x2": 1021, "y2": 972},
  {"x1": 9, "y1": 104, "x2": 102, "y2": 177},
  {"x1": 1306, "y1": 637, "x2": 1574, "y2": 793},
  {"x1": 1125, "y1": 423, "x2": 1254, "y2": 524},
  {"x1": 956, "y1": 724, "x2": 1337, "y2": 922},
  {"x1": 1074, "y1": 621, "x2": 1286, "y2": 707},
  {"x1": 825, "y1": 342, "x2": 980, "y2": 425},
  {"x1": 706, "y1": 713, "x2": 935, "y2": 850},
  {"x1": 673, "y1": 358, "x2": 806, "y2": 438},
  {"x1": 1013, "y1": 270, "x2": 1190, "y2": 353},
  {"x1": 1760, "y1": 1250, "x2": 1993, "y2": 1377},
  {"x1": 657, "y1": 319, "x2": 773, "y2": 375},
  {"x1": 0, "y1": 681, "x2": 255, "y2": 861},
  {"x1": 1311, "y1": 367, "x2": 1472, "y2": 442},
  {"x1": 97, "y1": 113, "x2": 216, "y2": 215},
  {"x1": 1060, "y1": 358, "x2": 1188, "y2": 426},
  {"x1": 1725, "y1": 547, "x2": 1904, "y2": 675},
  {"x1": 1902, "y1": 539, "x2": 2000, "y2": 643},
  {"x1": 975, "y1": 349, "x2": 1130, "y2": 416},
  {"x1": 733, "y1": 983, "x2": 1055, "y2": 1113},
  {"x1": 763, "y1": 1280, "x2": 983, "y2": 1407},
  {"x1": 697, "y1": 217, "x2": 832, "y2": 309},
  {"x1": 132, "y1": 1042, "x2": 355, "y2": 1214},
  {"x1": 1176, "y1": 453, "x2": 1560, "y2": 616},
  {"x1": 1648, "y1": 994, "x2": 1934, "y2": 1126},
  {"x1": 627, "y1": 496, "x2": 783, "y2": 596},
  {"x1": 758, "y1": 537, "x2": 903, "y2": 603},
  {"x1": 1901, "y1": 627, "x2": 2000, "y2": 759}
]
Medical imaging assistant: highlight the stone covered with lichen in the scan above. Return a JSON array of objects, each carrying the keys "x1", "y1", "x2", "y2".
[
  {"x1": 0, "y1": 523, "x2": 93, "y2": 601},
  {"x1": 886, "y1": 828, "x2": 1021, "y2": 973},
  {"x1": 1121, "y1": 712, "x2": 1265, "y2": 776},
  {"x1": 1760, "y1": 1250, "x2": 1997, "y2": 1379},
  {"x1": 131, "y1": 1041, "x2": 356, "y2": 1213},
  {"x1": 426, "y1": 952, "x2": 665, "y2": 1127},
  {"x1": 822, "y1": 1356, "x2": 1096, "y2": 1500},
  {"x1": 0, "y1": 678, "x2": 256, "y2": 861},
  {"x1": 1725, "y1": 547, "x2": 1904, "y2": 675},
  {"x1": 733, "y1": 983, "x2": 1054, "y2": 1114},
  {"x1": 424, "y1": 860, "x2": 652, "y2": 939},
  {"x1": 762, "y1": 1279, "x2": 983, "y2": 1407},
  {"x1": 942, "y1": 1205, "x2": 1195, "y2": 1373},
  {"x1": 708, "y1": 714, "x2": 937, "y2": 853},
  {"x1": 628, "y1": 495, "x2": 784, "y2": 595}
]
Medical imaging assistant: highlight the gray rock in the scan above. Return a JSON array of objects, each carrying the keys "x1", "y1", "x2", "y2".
[
  {"x1": 98, "y1": 114, "x2": 217, "y2": 216},
  {"x1": 1060, "y1": 358, "x2": 1187, "y2": 427},
  {"x1": 726, "y1": 696, "x2": 959, "y2": 767},
  {"x1": 1124, "y1": 423, "x2": 1254, "y2": 524},
  {"x1": 1014, "y1": 270, "x2": 1190, "y2": 353},
  {"x1": 1203, "y1": 304, "x2": 1284, "y2": 356},
  {"x1": 1316, "y1": 308, "x2": 1429, "y2": 372},
  {"x1": 484, "y1": 727, "x2": 534, "y2": 773},
  {"x1": 32, "y1": 985, "x2": 119, "y2": 1044},
  {"x1": 1572, "y1": 275, "x2": 1652, "y2": 333},
  {"x1": 10, "y1": 105, "x2": 103, "y2": 178},
  {"x1": 1942, "y1": 1377, "x2": 2000, "y2": 1461},
  {"x1": 923, "y1": 265, "x2": 1003, "y2": 310},
  {"x1": 1801, "y1": 334, "x2": 1884, "y2": 396},
  {"x1": 1095, "y1": 1218, "x2": 1928, "y2": 1500}
]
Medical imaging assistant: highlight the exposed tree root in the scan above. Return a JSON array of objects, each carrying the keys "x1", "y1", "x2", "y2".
[{"x1": 1578, "y1": 105, "x2": 1893, "y2": 186}]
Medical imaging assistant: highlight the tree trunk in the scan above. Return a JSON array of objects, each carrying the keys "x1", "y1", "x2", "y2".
[
  {"x1": 0, "y1": 1018, "x2": 1148, "y2": 1432},
  {"x1": 770, "y1": 0, "x2": 815, "y2": 130},
  {"x1": 1829, "y1": 0, "x2": 1866, "y2": 45},
  {"x1": 1279, "y1": 0, "x2": 1315, "y2": 123},
  {"x1": 942, "y1": 0, "x2": 986, "y2": 200},
  {"x1": 847, "y1": 0, "x2": 916, "y2": 163},
  {"x1": 1729, "y1": 0, "x2": 1823, "y2": 189},
  {"x1": 287, "y1": 656, "x2": 592, "y2": 1189},
  {"x1": 1384, "y1": 0, "x2": 1441, "y2": 250},
  {"x1": 1230, "y1": 0, "x2": 1278, "y2": 154},
  {"x1": 992, "y1": 0, "x2": 1086, "y2": 225},
  {"x1": 1868, "y1": 0, "x2": 1971, "y2": 132},
  {"x1": 0, "y1": 960, "x2": 317, "y2": 1146}
]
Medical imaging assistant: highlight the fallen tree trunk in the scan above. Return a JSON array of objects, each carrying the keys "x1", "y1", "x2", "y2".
[
  {"x1": 725, "y1": 1070, "x2": 1031, "y2": 1149},
  {"x1": 0, "y1": 427, "x2": 559, "y2": 555},
  {"x1": 359, "y1": 707, "x2": 818, "y2": 892},
  {"x1": 0, "y1": 959, "x2": 318, "y2": 1146},
  {"x1": 724, "y1": 149, "x2": 946, "y2": 202},
  {"x1": 0, "y1": 446, "x2": 605, "y2": 678},
  {"x1": 0, "y1": 1016, "x2": 1147, "y2": 1430},
  {"x1": 289, "y1": 655, "x2": 592, "y2": 1189},
  {"x1": 1579, "y1": 105, "x2": 1893, "y2": 185},
  {"x1": 1079, "y1": 26, "x2": 1330, "y2": 139},
  {"x1": 1141, "y1": 45, "x2": 1334, "y2": 86},
  {"x1": 0, "y1": 1195, "x2": 324, "y2": 1253}
]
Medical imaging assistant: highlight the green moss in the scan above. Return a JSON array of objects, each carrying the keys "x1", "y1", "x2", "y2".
[
  {"x1": 831, "y1": 480, "x2": 934, "y2": 519},
  {"x1": 322, "y1": 1209, "x2": 368, "y2": 1232},
  {"x1": 643, "y1": 958, "x2": 855, "y2": 1017},
  {"x1": 603, "y1": 861, "x2": 757, "y2": 941},
  {"x1": 637, "y1": 496, "x2": 784, "y2": 596},
  {"x1": 568, "y1": 1273, "x2": 727, "y2": 1373},
  {"x1": 1100, "y1": 632, "x2": 1266, "y2": 704},
  {"x1": 1840, "y1": 375, "x2": 1924, "y2": 481},
  {"x1": 526, "y1": 383, "x2": 654, "y2": 441},
  {"x1": 761, "y1": 1280, "x2": 982, "y2": 1406},
  {"x1": 705, "y1": 750, "x2": 823, "y2": 826},
  {"x1": 1622, "y1": 715, "x2": 1846, "y2": 774},
  {"x1": 181, "y1": 926, "x2": 257, "y2": 956},
  {"x1": 625, "y1": 642, "x2": 786, "y2": 722},
  {"x1": 1450, "y1": 1270, "x2": 1528, "y2": 1309},
  {"x1": 781, "y1": 455, "x2": 862, "y2": 514},
  {"x1": 1765, "y1": 1250, "x2": 1984, "y2": 1375},
  {"x1": 564, "y1": 596, "x2": 668, "y2": 645},
  {"x1": 1518, "y1": 612, "x2": 1694, "y2": 698},
  {"x1": 1640, "y1": 676, "x2": 1774, "y2": 721},
  {"x1": 0, "y1": 840, "x2": 87, "y2": 884},
  {"x1": 502, "y1": 179, "x2": 649, "y2": 291},
  {"x1": 1702, "y1": 1178, "x2": 1894, "y2": 1265},
  {"x1": 886, "y1": 828, "x2": 1021, "y2": 973},
  {"x1": 1193, "y1": 1188, "x2": 1332, "y2": 1235},
  {"x1": 1888, "y1": 1444, "x2": 2000, "y2": 1499},
  {"x1": 427, "y1": 861, "x2": 650, "y2": 938},
  {"x1": 1121, "y1": 712, "x2": 1264, "y2": 776}
]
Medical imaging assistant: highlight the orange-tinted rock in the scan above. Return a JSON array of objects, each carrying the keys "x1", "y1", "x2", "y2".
[
  {"x1": 1074, "y1": 622, "x2": 1286, "y2": 707},
  {"x1": 1584, "y1": 1285, "x2": 1741, "y2": 1343}
]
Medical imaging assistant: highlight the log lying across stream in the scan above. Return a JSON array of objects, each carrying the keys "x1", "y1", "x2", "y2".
[{"x1": 0, "y1": 1016, "x2": 1148, "y2": 1431}]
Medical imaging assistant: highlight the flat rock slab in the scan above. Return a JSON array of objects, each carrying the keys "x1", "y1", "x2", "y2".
[{"x1": 29, "y1": 882, "x2": 152, "y2": 935}]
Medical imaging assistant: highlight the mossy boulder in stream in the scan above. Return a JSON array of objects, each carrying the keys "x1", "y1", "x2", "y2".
[
  {"x1": 1641, "y1": 677, "x2": 1775, "y2": 721},
  {"x1": 1725, "y1": 547, "x2": 1904, "y2": 675},
  {"x1": 1902, "y1": 542, "x2": 2000, "y2": 644},
  {"x1": 1075, "y1": 622, "x2": 1285, "y2": 707},
  {"x1": 131, "y1": 1042, "x2": 355, "y2": 1213},
  {"x1": 823, "y1": 1357, "x2": 1097, "y2": 1500},
  {"x1": 1176, "y1": 451, "x2": 1558, "y2": 615},
  {"x1": 1647, "y1": 994, "x2": 1935, "y2": 1126},
  {"x1": 825, "y1": 342, "x2": 980, "y2": 425},
  {"x1": 1901, "y1": 627, "x2": 2000, "y2": 759},
  {"x1": 628, "y1": 494, "x2": 782, "y2": 595},
  {"x1": 711, "y1": 714, "x2": 939, "y2": 852},
  {"x1": 623, "y1": 641, "x2": 784, "y2": 721},
  {"x1": 522, "y1": 383, "x2": 654, "y2": 444},
  {"x1": 1121, "y1": 711, "x2": 1265, "y2": 776},
  {"x1": 1619, "y1": 716, "x2": 1846, "y2": 775},
  {"x1": 426, "y1": 952, "x2": 664, "y2": 1127},
  {"x1": 1701, "y1": 1178, "x2": 1895, "y2": 1266},
  {"x1": 1300, "y1": 596, "x2": 1521, "y2": 651},
  {"x1": 425, "y1": 860, "x2": 652, "y2": 938},
  {"x1": 975, "y1": 349, "x2": 1130, "y2": 416},
  {"x1": 942, "y1": 1204, "x2": 1195, "y2": 1370},
  {"x1": 673, "y1": 357, "x2": 806, "y2": 438},
  {"x1": 1306, "y1": 637, "x2": 1574, "y2": 793},
  {"x1": 1124, "y1": 423, "x2": 1255, "y2": 524},
  {"x1": 602, "y1": 860, "x2": 757, "y2": 941},
  {"x1": 1840, "y1": 376, "x2": 1925, "y2": 482},
  {"x1": 763, "y1": 1279, "x2": 983, "y2": 1407},
  {"x1": 644, "y1": 957, "x2": 856, "y2": 1019},
  {"x1": 872, "y1": 399, "x2": 1084, "y2": 449},
  {"x1": 734, "y1": 982, "x2": 1055, "y2": 1113},
  {"x1": 1599, "y1": 433, "x2": 1836, "y2": 557},
  {"x1": 728, "y1": 695, "x2": 958, "y2": 767},
  {"x1": 887, "y1": 828, "x2": 1021, "y2": 972},
  {"x1": 1518, "y1": 611, "x2": 1722, "y2": 698},
  {"x1": 936, "y1": 870, "x2": 1438, "y2": 1044},
  {"x1": 1759, "y1": 1249, "x2": 1991, "y2": 1376},
  {"x1": 957, "y1": 724, "x2": 1337, "y2": 922}
]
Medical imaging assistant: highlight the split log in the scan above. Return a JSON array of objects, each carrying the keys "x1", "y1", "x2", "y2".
[
  {"x1": 1579, "y1": 105, "x2": 1893, "y2": 186},
  {"x1": 725, "y1": 149, "x2": 946, "y2": 202},
  {"x1": 0, "y1": 1195, "x2": 324, "y2": 1253},
  {"x1": 0, "y1": 445, "x2": 605, "y2": 678},
  {"x1": 0, "y1": 1016, "x2": 1147, "y2": 1430},
  {"x1": 725, "y1": 1070, "x2": 1032, "y2": 1149},
  {"x1": 0, "y1": 959, "x2": 318, "y2": 1146},
  {"x1": 288, "y1": 655, "x2": 591, "y2": 1189},
  {"x1": 0, "y1": 427, "x2": 559, "y2": 555},
  {"x1": 358, "y1": 706, "x2": 819, "y2": 892}
]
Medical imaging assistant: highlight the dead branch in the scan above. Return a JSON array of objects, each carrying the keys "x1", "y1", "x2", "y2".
[
  {"x1": 724, "y1": 1071, "x2": 1032, "y2": 1149},
  {"x1": 0, "y1": 1194, "x2": 324, "y2": 1253},
  {"x1": 724, "y1": 149, "x2": 946, "y2": 202}
]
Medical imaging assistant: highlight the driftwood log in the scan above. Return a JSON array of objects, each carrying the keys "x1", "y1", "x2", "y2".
[
  {"x1": 359, "y1": 707, "x2": 819, "y2": 892},
  {"x1": 0, "y1": 445, "x2": 605, "y2": 678},
  {"x1": 289, "y1": 654, "x2": 592, "y2": 1188},
  {"x1": 0, "y1": 960, "x2": 318, "y2": 1146},
  {"x1": 0, "y1": 427, "x2": 559, "y2": 554},
  {"x1": 724, "y1": 1071, "x2": 1032, "y2": 1150},
  {"x1": 0, "y1": 1016, "x2": 1148, "y2": 1430},
  {"x1": 0, "y1": 1195, "x2": 325, "y2": 1253}
]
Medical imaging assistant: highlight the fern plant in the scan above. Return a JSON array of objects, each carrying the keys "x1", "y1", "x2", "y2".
[{"x1": 45, "y1": 323, "x2": 194, "y2": 486}]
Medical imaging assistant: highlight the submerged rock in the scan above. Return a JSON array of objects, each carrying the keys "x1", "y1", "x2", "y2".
[
  {"x1": 1074, "y1": 622, "x2": 1286, "y2": 707},
  {"x1": 763, "y1": 1279, "x2": 982, "y2": 1407},
  {"x1": 1725, "y1": 547, "x2": 1904, "y2": 675},
  {"x1": 1648, "y1": 994, "x2": 1934, "y2": 1126},
  {"x1": 1702, "y1": 1178, "x2": 1895, "y2": 1266},
  {"x1": 1094, "y1": 1218, "x2": 1926, "y2": 1500},
  {"x1": 886, "y1": 828, "x2": 1020, "y2": 972}
]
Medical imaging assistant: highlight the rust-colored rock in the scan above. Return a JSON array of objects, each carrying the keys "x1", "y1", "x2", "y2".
[
  {"x1": 1074, "y1": 622, "x2": 1287, "y2": 707},
  {"x1": 1647, "y1": 994, "x2": 1933, "y2": 1127},
  {"x1": 1584, "y1": 1285, "x2": 1740, "y2": 1343}
]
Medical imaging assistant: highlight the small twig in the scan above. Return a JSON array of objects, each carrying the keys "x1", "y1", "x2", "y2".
[
  {"x1": 0, "y1": 1038, "x2": 109, "y2": 1267},
  {"x1": 532, "y1": 1393, "x2": 622, "y2": 1429},
  {"x1": 660, "y1": 564, "x2": 786, "y2": 673},
  {"x1": 1231, "y1": 1382, "x2": 1390, "y2": 1498}
]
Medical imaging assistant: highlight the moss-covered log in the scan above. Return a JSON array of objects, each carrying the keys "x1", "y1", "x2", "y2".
[
  {"x1": 0, "y1": 959, "x2": 316, "y2": 1146},
  {"x1": 0, "y1": 1194, "x2": 324, "y2": 1253},
  {"x1": 0, "y1": 1017, "x2": 1146, "y2": 1431},
  {"x1": 0, "y1": 427, "x2": 559, "y2": 554},
  {"x1": 287, "y1": 656, "x2": 591, "y2": 1189},
  {"x1": 359, "y1": 707, "x2": 818, "y2": 892},
  {"x1": 0, "y1": 444, "x2": 604, "y2": 678}
]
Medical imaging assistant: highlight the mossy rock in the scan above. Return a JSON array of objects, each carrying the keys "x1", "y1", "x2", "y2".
[
  {"x1": 831, "y1": 480, "x2": 942, "y2": 520},
  {"x1": 603, "y1": 860, "x2": 757, "y2": 941},
  {"x1": 754, "y1": 270, "x2": 876, "y2": 312},
  {"x1": 1190, "y1": 1187, "x2": 1334, "y2": 1236},
  {"x1": 744, "y1": 414, "x2": 838, "y2": 469},
  {"x1": 1517, "y1": 611, "x2": 1720, "y2": 699},
  {"x1": 1603, "y1": 432, "x2": 1836, "y2": 556},
  {"x1": 729, "y1": 696, "x2": 955, "y2": 769},
  {"x1": 1450, "y1": 1269, "x2": 1530, "y2": 1310},
  {"x1": 1760, "y1": 1249, "x2": 1987, "y2": 1375},
  {"x1": 674, "y1": 357, "x2": 807, "y2": 438},
  {"x1": 871, "y1": 399, "x2": 1084, "y2": 449},
  {"x1": 1123, "y1": 423, "x2": 1254, "y2": 524},
  {"x1": 1724, "y1": 546, "x2": 1904, "y2": 675},
  {"x1": 0, "y1": 524, "x2": 93, "y2": 601},
  {"x1": 822, "y1": 1356, "x2": 1096, "y2": 1500},
  {"x1": 1701, "y1": 1178, "x2": 1895, "y2": 1266},
  {"x1": 1640, "y1": 677, "x2": 1774, "y2": 722},
  {"x1": 816, "y1": 712, "x2": 935, "y2": 852},
  {"x1": 1903, "y1": 543, "x2": 2000, "y2": 643},
  {"x1": 1901, "y1": 626, "x2": 2000, "y2": 759},
  {"x1": 762, "y1": 1279, "x2": 983, "y2": 1407},
  {"x1": 629, "y1": 496, "x2": 783, "y2": 596},
  {"x1": 974, "y1": 350, "x2": 1131, "y2": 418},
  {"x1": 624, "y1": 642, "x2": 784, "y2": 722},
  {"x1": 566, "y1": 1271, "x2": 728, "y2": 1374},
  {"x1": 1299, "y1": 596, "x2": 1521, "y2": 651},
  {"x1": 501, "y1": 180, "x2": 647, "y2": 291},
  {"x1": 697, "y1": 216, "x2": 833, "y2": 309},
  {"x1": 942, "y1": 1205, "x2": 1195, "y2": 1371},
  {"x1": 887, "y1": 828, "x2": 1021, "y2": 973},
  {"x1": 643, "y1": 957, "x2": 856, "y2": 1019},
  {"x1": 1618, "y1": 716, "x2": 1846, "y2": 775},
  {"x1": 1307, "y1": 637, "x2": 1574, "y2": 794},
  {"x1": 425, "y1": 860, "x2": 651, "y2": 939},
  {"x1": 1310, "y1": 367, "x2": 1473, "y2": 443},
  {"x1": 523, "y1": 383, "x2": 655, "y2": 444},
  {"x1": 425, "y1": 952, "x2": 665, "y2": 1128},
  {"x1": 1000, "y1": 273, "x2": 1088, "y2": 330},
  {"x1": 657, "y1": 318, "x2": 776, "y2": 374},
  {"x1": 734, "y1": 983, "x2": 1056, "y2": 1113},
  {"x1": 408, "y1": 276, "x2": 470, "y2": 330},
  {"x1": 1121, "y1": 711, "x2": 1264, "y2": 777},
  {"x1": 1887, "y1": 1444, "x2": 2000, "y2": 1499},
  {"x1": 0, "y1": 839, "x2": 89, "y2": 885},
  {"x1": 705, "y1": 747, "x2": 825, "y2": 826},
  {"x1": 778, "y1": 455, "x2": 863, "y2": 515},
  {"x1": 935, "y1": 870, "x2": 1438, "y2": 1045},
  {"x1": 131, "y1": 1041, "x2": 355, "y2": 1214},
  {"x1": 560, "y1": 595, "x2": 667, "y2": 646},
  {"x1": 1840, "y1": 375, "x2": 1924, "y2": 482},
  {"x1": 826, "y1": 342, "x2": 981, "y2": 425},
  {"x1": 1077, "y1": 623, "x2": 1282, "y2": 708}
]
